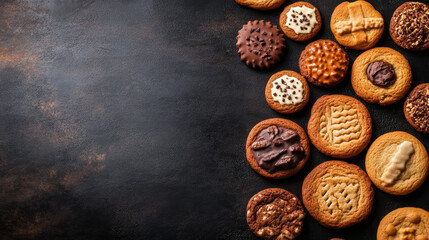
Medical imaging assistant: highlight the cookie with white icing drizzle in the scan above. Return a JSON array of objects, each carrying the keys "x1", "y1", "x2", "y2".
[{"x1": 280, "y1": 2, "x2": 322, "y2": 41}]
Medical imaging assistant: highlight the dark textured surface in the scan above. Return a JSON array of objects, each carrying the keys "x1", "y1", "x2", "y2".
[{"x1": 0, "y1": 0, "x2": 427, "y2": 239}]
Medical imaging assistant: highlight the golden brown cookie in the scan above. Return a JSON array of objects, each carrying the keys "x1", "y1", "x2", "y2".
[
  {"x1": 330, "y1": 0, "x2": 384, "y2": 50},
  {"x1": 351, "y1": 47, "x2": 412, "y2": 106},
  {"x1": 377, "y1": 207, "x2": 429, "y2": 240},
  {"x1": 246, "y1": 188, "x2": 305, "y2": 240},
  {"x1": 235, "y1": 0, "x2": 286, "y2": 11},
  {"x1": 307, "y1": 95, "x2": 372, "y2": 158},
  {"x1": 390, "y1": 2, "x2": 429, "y2": 51},
  {"x1": 265, "y1": 70, "x2": 310, "y2": 114},
  {"x1": 365, "y1": 131, "x2": 429, "y2": 195},
  {"x1": 404, "y1": 84, "x2": 429, "y2": 134},
  {"x1": 279, "y1": 2, "x2": 322, "y2": 41},
  {"x1": 299, "y1": 39, "x2": 349, "y2": 87},
  {"x1": 302, "y1": 161, "x2": 374, "y2": 228},
  {"x1": 246, "y1": 118, "x2": 310, "y2": 179}
]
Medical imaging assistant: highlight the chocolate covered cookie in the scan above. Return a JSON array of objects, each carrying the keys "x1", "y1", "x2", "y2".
[
  {"x1": 237, "y1": 20, "x2": 286, "y2": 69},
  {"x1": 404, "y1": 83, "x2": 429, "y2": 134},
  {"x1": 235, "y1": 0, "x2": 286, "y2": 11},
  {"x1": 246, "y1": 118, "x2": 310, "y2": 179},
  {"x1": 247, "y1": 188, "x2": 305, "y2": 240},
  {"x1": 390, "y1": 2, "x2": 429, "y2": 51},
  {"x1": 279, "y1": 2, "x2": 322, "y2": 41}
]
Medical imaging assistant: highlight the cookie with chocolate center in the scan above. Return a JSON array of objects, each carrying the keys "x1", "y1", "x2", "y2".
[{"x1": 404, "y1": 83, "x2": 429, "y2": 134}]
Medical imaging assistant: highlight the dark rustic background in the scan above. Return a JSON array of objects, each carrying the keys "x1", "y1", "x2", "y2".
[{"x1": 0, "y1": 0, "x2": 427, "y2": 239}]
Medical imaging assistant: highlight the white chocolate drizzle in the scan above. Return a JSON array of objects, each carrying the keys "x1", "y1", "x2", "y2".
[
  {"x1": 285, "y1": 6, "x2": 318, "y2": 34},
  {"x1": 271, "y1": 75, "x2": 303, "y2": 105},
  {"x1": 380, "y1": 141, "x2": 414, "y2": 186}
]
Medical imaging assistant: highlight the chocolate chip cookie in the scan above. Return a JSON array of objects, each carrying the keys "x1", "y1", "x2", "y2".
[{"x1": 279, "y1": 2, "x2": 322, "y2": 41}]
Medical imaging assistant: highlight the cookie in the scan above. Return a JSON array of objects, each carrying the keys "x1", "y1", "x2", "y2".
[
  {"x1": 390, "y1": 2, "x2": 429, "y2": 51},
  {"x1": 246, "y1": 118, "x2": 310, "y2": 179},
  {"x1": 279, "y1": 2, "x2": 322, "y2": 41},
  {"x1": 307, "y1": 95, "x2": 372, "y2": 158},
  {"x1": 246, "y1": 188, "x2": 305, "y2": 240},
  {"x1": 299, "y1": 39, "x2": 349, "y2": 87},
  {"x1": 330, "y1": 0, "x2": 384, "y2": 50},
  {"x1": 235, "y1": 0, "x2": 286, "y2": 11},
  {"x1": 237, "y1": 20, "x2": 286, "y2": 70},
  {"x1": 365, "y1": 131, "x2": 429, "y2": 195},
  {"x1": 265, "y1": 70, "x2": 310, "y2": 114},
  {"x1": 351, "y1": 47, "x2": 412, "y2": 105},
  {"x1": 302, "y1": 161, "x2": 374, "y2": 229},
  {"x1": 377, "y1": 207, "x2": 429, "y2": 240},
  {"x1": 404, "y1": 83, "x2": 429, "y2": 134}
]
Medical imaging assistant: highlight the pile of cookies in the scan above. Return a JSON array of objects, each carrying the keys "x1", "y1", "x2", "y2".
[{"x1": 235, "y1": 0, "x2": 429, "y2": 239}]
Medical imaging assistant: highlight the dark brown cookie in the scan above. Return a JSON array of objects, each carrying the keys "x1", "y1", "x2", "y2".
[
  {"x1": 237, "y1": 20, "x2": 286, "y2": 69},
  {"x1": 299, "y1": 39, "x2": 349, "y2": 87},
  {"x1": 279, "y1": 2, "x2": 322, "y2": 41},
  {"x1": 246, "y1": 118, "x2": 310, "y2": 179},
  {"x1": 404, "y1": 83, "x2": 429, "y2": 134},
  {"x1": 246, "y1": 188, "x2": 305, "y2": 240},
  {"x1": 390, "y1": 2, "x2": 429, "y2": 51}
]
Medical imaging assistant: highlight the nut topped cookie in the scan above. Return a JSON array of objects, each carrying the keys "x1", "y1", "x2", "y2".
[
  {"x1": 390, "y1": 2, "x2": 429, "y2": 51},
  {"x1": 299, "y1": 39, "x2": 349, "y2": 87},
  {"x1": 351, "y1": 47, "x2": 412, "y2": 105},
  {"x1": 377, "y1": 207, "x2": 429, "y2": 240},
  {"x1": 279, "y1": 2, "x2": 322, "y2": 41},
  {"x1": 265, "y1": 70, "x2": 310, "y2": 114},
  {"x1": 404, "y1": 83, "x2": 429, "y2": 134},
  {"x1": 237, "y1": 20, "x2": 286, "y2": 70},
  {"x1": 246, "y1": 118, "x2": 310, "y2": 179},
  {"x1": 307, "y1": 95, "x2": 372, "y2": 159},
  {"x1": 330, "y1": 0, "x2": 384, "y2": 50},
  {"x1": 302, "y1": 161, "x2": 374, "y2": 228},
  {"x1": 247, "y1": 188, "x2": 305, "y2": 240}
]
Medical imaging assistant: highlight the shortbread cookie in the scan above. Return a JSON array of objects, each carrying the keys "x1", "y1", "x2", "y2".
[
  {"x1": 351, "y1": 47, "x2": 412, "y2": 105},
  {"x1": 246, "y1": 118, "x2": 310, "y2": 179},
  {"x1": 390, "y1": 2, "x2": 429, "y2": 51},
  {"x1": 307, "y1": 95, "x2": 372, "y2": 158},
  {"x1": 235, "y1": 0, "x2": 286, "y2": 11},
  {"x1": 302, "y1": 161, "x2": 374, "y2": 228},
  {"x1": 237, "y1": 20, "x2": 286, "y2": 70},
  {"x1": 265, "y1": 70, "x2": 310, "y2": 114},
  {"x1": 330, "y1": 0, "x2": 384, "y2": 50},
  {"x1": 365, "y1": 131, "x2": 429, "y2": 195},
  {"x1": 377, "y1": 207, "x2": 429, "y2": 240},
  {"x1": 279, "y1": 2, "x2": 322, "y2": 41},
  {"x1": 299, "y1": 40, "x2": 349, "y2": 87},
  {"x1": 247, "y1": 188, "x2": 305, "y2": 240},
  {"x1": 404, "y1": 83, "x2": 429, "y2": 134}
]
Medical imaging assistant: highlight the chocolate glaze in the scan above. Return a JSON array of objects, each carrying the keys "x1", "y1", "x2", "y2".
[
  {"x1": 250, "y1": 125, "x2": 304, "y2": 173},
  {"x1": 366, "y1": 61, "x2": 396, "y2": 87}
]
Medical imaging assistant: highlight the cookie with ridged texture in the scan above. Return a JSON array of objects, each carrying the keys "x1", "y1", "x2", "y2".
[
  {"x1": 307, "y1": 95, "x2": 372, "y2": 158},
  {"x1": 404, "y1": 83, "x2": 429, "y2": 134},
  {"x1": 299, "y1": 39, "x2": 349, "y2": 87},
  {"x1": 246, "y1": 188, "x2": 305, "y2": 240},
  {"x1": 351, "y1": 47, "x2": 412, "y2": 105},
  {"x1": 246, "y1": 118, "x2": 310, "y2": 179},
  {"x1": 302, "y1": 161, "x2": 374, "y2": 229},
  {"x1": 390, "y1": 2, "x2": 429, "y2": 51},
  {"x1": 279, "y1": 2, "x2": 322, "y2": 41},
  {"x1": 365, "y1": 131, "x2": 429, "y2": 195},
  {"x1": 265, "y1": 70, "x2": 310, "y2": 114},
  {"x1": 235, "y1": 0, "x2": 286, "y2": 10},
  {"x1": 330, "y1": 0, "x2": 384, "y2": 50},
  {"x1": 237, "y1": 20, "x2": 286, "y2": 69},
  {"x1": 377, "y1": 207, "x2": 429, "y2": 240}
]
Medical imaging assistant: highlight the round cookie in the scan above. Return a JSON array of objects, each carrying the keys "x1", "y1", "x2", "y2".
[
  {"x1": 404, "y1": 84, "x2": 429, "y2": 134},
  {"x1": 246, "y1": 188, "x2": 305, "y2": 240},
  {"x1": 302, "y1": 161, "x2": 374, "y2": 228},
  {"x1": 279, "y1": 2, "x2": 322, "y2": 41},
  {"x1": 235, "y1": 0, "x2": 286, "y2": 11},
  {"x1": 237, "y1": 20, "x2": 286, "y2": 70},
  {"x1": 390, "y1": 2, "x2": 429, "y2": 51},
  {"x1": 377, "y1": 207, "x2": 429, "y2": 240},
  {"x1": 299, "y1": 39, "x2": 349, "y2": 87},
  {"x1": 330, "y1": 0, "x2": 384, "y2": 50},
  {"x1": 246, "y1": 118, "x2": 310, "y2": 179},
  {"x1": 307, "y1": 95, "x2": 372, "y2": 159},
  {"x1": 351, "y1": 47, "x2": 412, "y2": 105},
  {"x1": 265, "y1": 70, "x2": 310, "y2": 114},
  {"x1": 365, "y1": 131, "x2": 429, "y2": 195}
]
